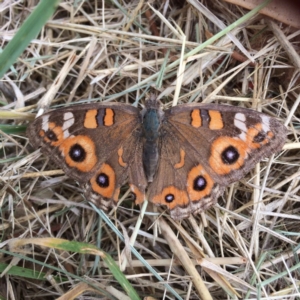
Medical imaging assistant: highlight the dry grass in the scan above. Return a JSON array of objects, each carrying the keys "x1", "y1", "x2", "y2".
[{"x1": 0, "y1": 0, "x2": 299, "y2": 299}]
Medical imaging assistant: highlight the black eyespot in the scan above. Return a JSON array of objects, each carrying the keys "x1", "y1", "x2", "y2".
[
  {"x1": 253, "y1": 132, "x2": 266, "y2": 143},
  {"x1": 165, "y1": 194, "x2": 174, "y2": 203},
  {"x1": 69, "y1": 143, "x2": 86, "y2": 162},
  {"x1": 96, "y1": 173, "x2": 109, "y2": 188},
  {"x1": 221, "y1": 146, "x2": 239, "y2": 164},
  {"x1": 131, "y1": 192, "x2": 136, "y2": 201},
  {"x1": 193, "y1": 175, "x2": 206, "y2": 191},
  {"x1": 46, "y1": 130, "x2": 57, "y2": 141}
]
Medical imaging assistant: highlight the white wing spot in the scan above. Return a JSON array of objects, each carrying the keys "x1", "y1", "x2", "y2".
[
  {"x1": 63, "y1": 112, "x2": 74, "y2": 122},
  {"x1": 239, "y1": 132, "x2": 247, "y2": 141},
  {"x1": 41, "y1": 115, "x2": 50, "y2": 132},
  {"x1": 234, "y1": 113, "x2": 247, "y2": 141},
  {"x1": 63, "y1": 112, "x2": 75, "y2": 138},
  {"x1": 261, "y1": 115, "x2": 270, "y2": 132}
]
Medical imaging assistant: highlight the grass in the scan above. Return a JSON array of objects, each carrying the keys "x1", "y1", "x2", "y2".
[{"x1": 0, "y1": 0, "x2": 298, "y2": 299}]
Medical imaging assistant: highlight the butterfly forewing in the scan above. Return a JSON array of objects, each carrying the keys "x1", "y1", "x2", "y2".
[{"x1": 165, "y1": 103, "x2": 286, "y2": 184}]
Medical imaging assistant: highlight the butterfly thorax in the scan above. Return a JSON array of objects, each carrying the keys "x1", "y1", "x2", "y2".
[{"x1": 142, "y1": 100, "x2": 164, "y2": 182}]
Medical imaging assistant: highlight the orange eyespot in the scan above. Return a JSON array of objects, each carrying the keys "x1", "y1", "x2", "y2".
[
  {"x1": 187, "y1": 164, "x2": 214, "y2": 200},
  {"x1": 151, "y1": 186, "x2": 189, "y2": 210},
  {"x1": 90, "y1": 163, "x2": 116, "y2": 199},
  {"x1": 246, "y1": 123, "x2": 273, "y2": 149},
  {"x1": 59, "y1": 135, "x2": 97, "y2": 172},
  {"x1": 130, "y1": 184, "x2": 145, "y2": 204},
  {"x1": 41, "y1": 122, "x2": 65, "y2": 146},
  {"x1": 209, "y1": 136, "x2": 248, "y2": 175}
]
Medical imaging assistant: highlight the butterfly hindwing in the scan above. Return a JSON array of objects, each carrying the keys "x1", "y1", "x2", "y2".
[{"x1": 148, "y1": 129, "x2": 223, "y2": 220}]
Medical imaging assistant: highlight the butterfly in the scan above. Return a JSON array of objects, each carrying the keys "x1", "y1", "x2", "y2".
[{"x1": 27, "y1": 96, "x2": 287, "y2": 220}]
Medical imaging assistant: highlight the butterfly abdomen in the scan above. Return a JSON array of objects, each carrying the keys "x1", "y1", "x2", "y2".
[{"x1": 142, "y1": 106, "x2": 163, "y2": 182}]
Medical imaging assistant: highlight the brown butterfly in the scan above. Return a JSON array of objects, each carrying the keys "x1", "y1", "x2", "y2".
[{"x1": 27, "y1": 96, "x2": 287, "y2": 220}]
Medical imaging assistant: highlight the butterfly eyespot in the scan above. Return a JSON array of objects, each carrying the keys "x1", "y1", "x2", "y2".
[
  {"x1": 96, "y1": 173, "x2": 109, "y2": 188},
  {"x1": 209, "y1": 137, "x2": 248, "y2": 175},
  {"x1": 165, "y1": 193, "x2": 175, "y2": 203},
  {"x1": 221, "y1": 146, "x2": 239, "y2": 164},
  {"x1": 46, "y1": 130, "x2": 58, "y2": 141},
  {"x1": 39, "y1": 122, "x2": 65, "y2": 146},
  {"x1": 59, "y1": 135, "x2": 97, "y2": 172},
  {"x1": 193, "y1": 175, "x2": 206, "y2": 191},
  {"x1": 245, "y1": 123, "x2": 275, "y2": 149},
  {"x1": 253, "y1": 132, "x2": 266, "y2": 143},
  {"x1": 130, "y1": 184, "x2": 144, "y2": 204},
  {"x1": 90, "y1": 163, "x2": 116, "y2": 199},
  {"x1": 69, "y1": 143, "x2": 86, "y2": 162},
  {"x1": 187, "y1": 165, "x2": 214, "y2": 201},
  {"x1": 131, "y1": 191, "x2": 136, "y2": 201}
]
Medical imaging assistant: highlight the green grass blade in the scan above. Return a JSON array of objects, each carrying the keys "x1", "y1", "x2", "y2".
[
  {"x1": 0, "y1": 0, "x2": 61, "y2": 78},
  {"x1": 8, "y1": 238, "x2": 141, "y2": 300}
]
